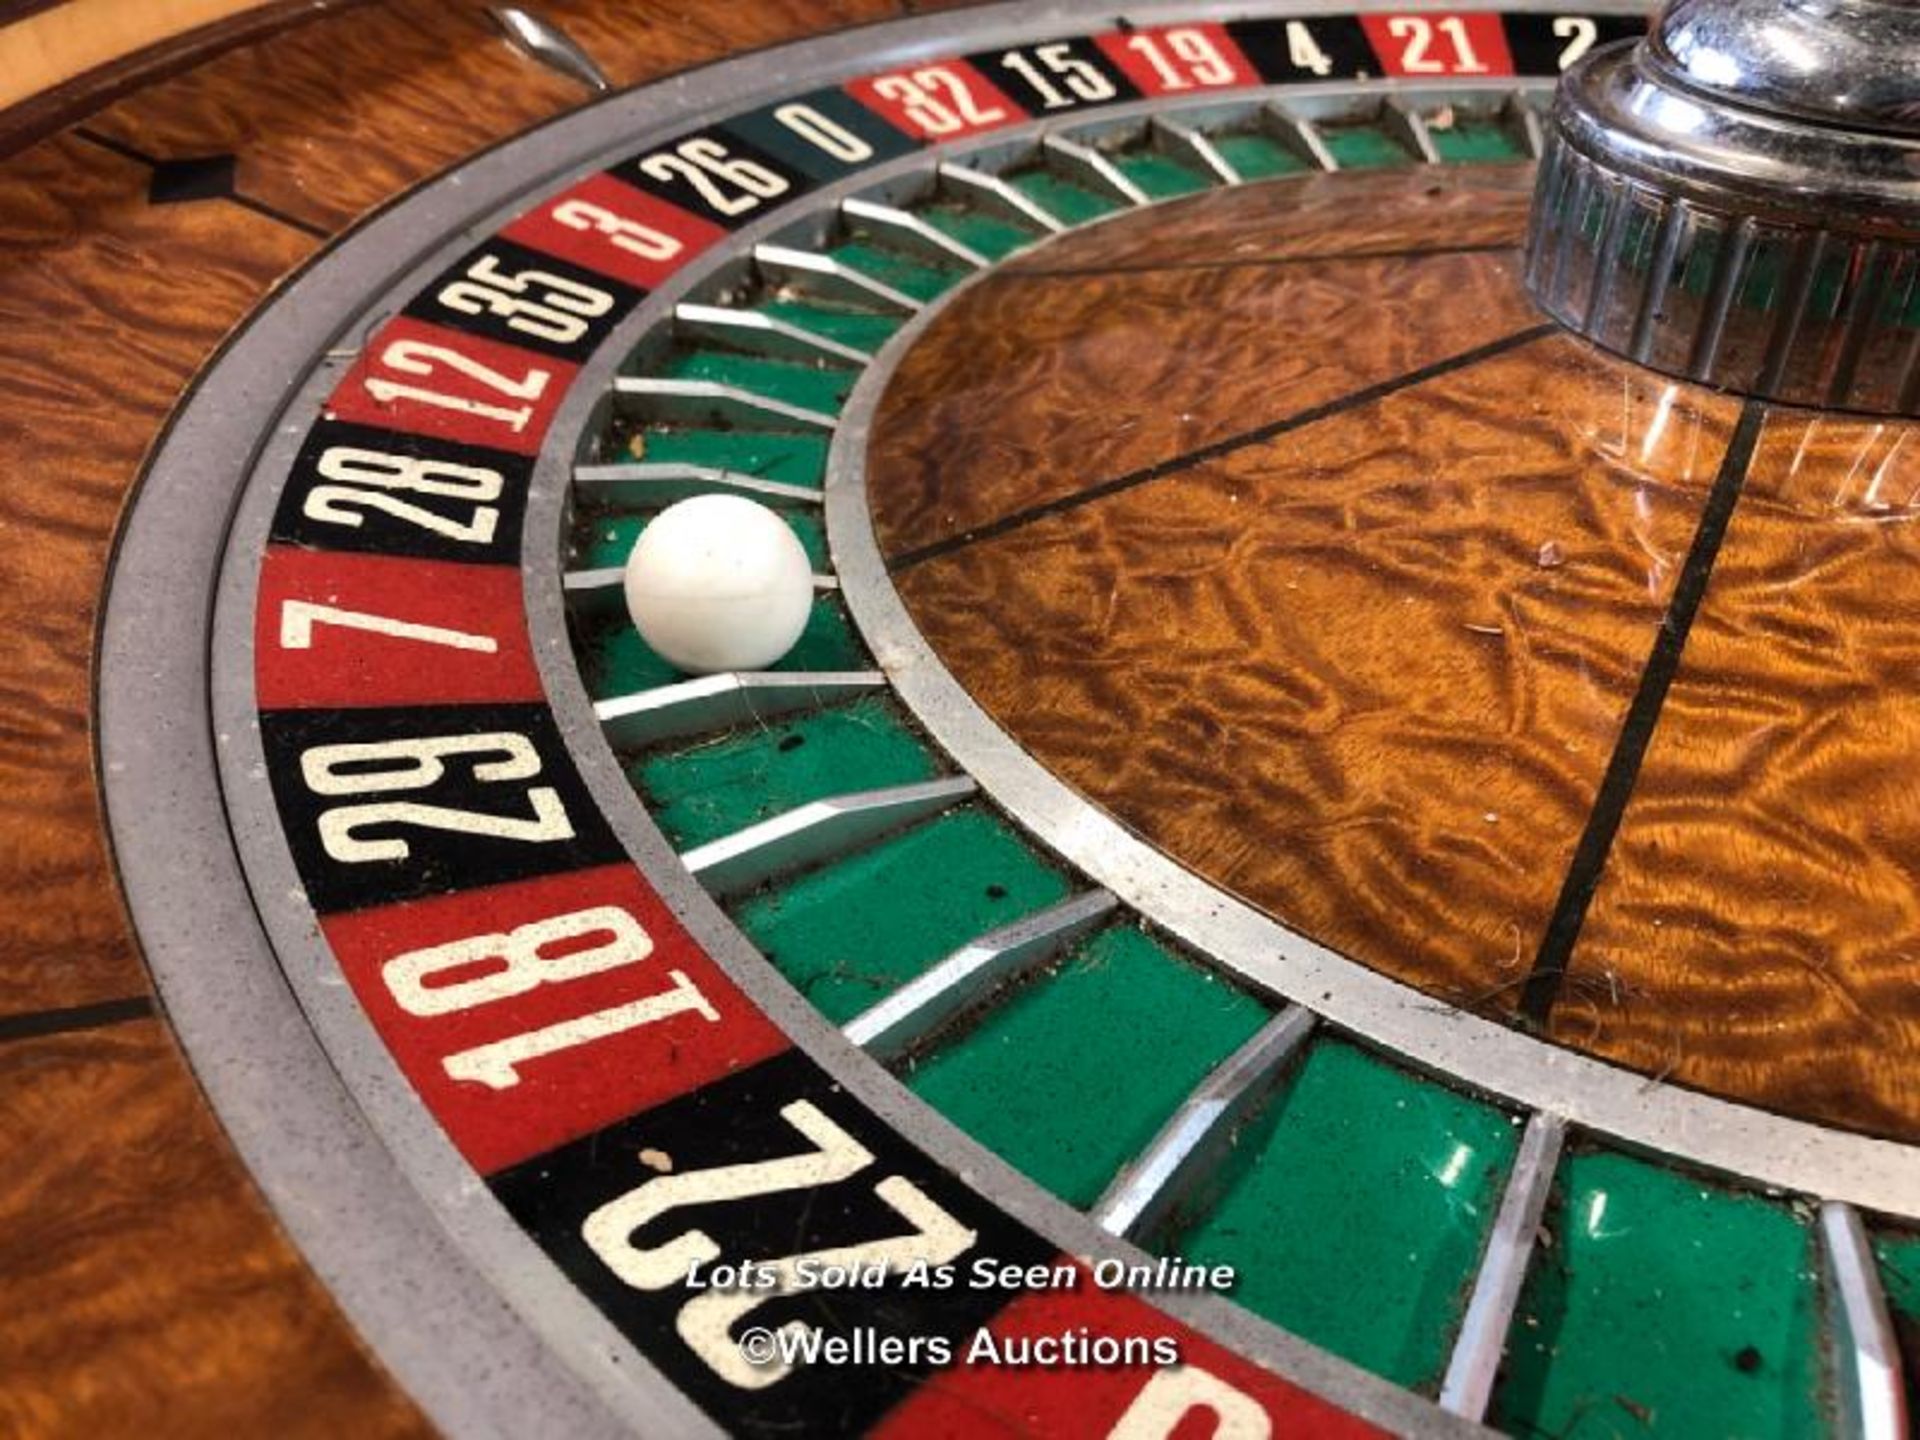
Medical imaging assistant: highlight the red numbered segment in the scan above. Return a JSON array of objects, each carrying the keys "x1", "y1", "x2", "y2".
[
  {"x1": 845, "y1": 60, "x2": 1025, "y2": 140},
  {"x1": 1095, "y1": 23, "x2": 1259, "y2": 95},
  {"x1": 325, "y1": 315, "x2": 576, "y2": 455},
  {"x1": 1361, "y1": 12, "x2": 1514, "y2": 76},
  {"x1": 255, "y1": 548, "x2": 540, "y2": 709},
  {"x1": 321, "y1": 864, "x2": 790, "y2": 1173},
  {"x1": 500, "y1": 171, "x2": 727, "y2": 292},
  {"x1": 877, "y1": 1280, "x2": 1382, "y2": 1438}
]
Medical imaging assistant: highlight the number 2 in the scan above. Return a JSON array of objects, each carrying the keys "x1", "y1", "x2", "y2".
[{"x1": 1552, "y1": 15, "x2": 1598, "y2": 69}]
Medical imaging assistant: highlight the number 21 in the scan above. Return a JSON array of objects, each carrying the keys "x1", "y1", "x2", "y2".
[{"x1": 1385, "y1": 15, "x2": 1490, "y2": 73}]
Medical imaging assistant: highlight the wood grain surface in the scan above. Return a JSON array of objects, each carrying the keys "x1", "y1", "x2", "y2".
[
  {"x1": 0, "y1": 1, "x2": 374, "y2": 153},
  {"x1": 0, "y1": 1, "x2": 939, "y2": 1432},
  {"x1": 0, "y1": 0, "x2": 302, "y2": 110},
  {"x1": 0, "y1": 1023, "x2": 429, "y2": 1437},
  {"x1": 81, "y1": 0, "x2": 903, "y2": 234},
  {"x1": 864, "y1": 167, "x2": 1920, "y2": 1141},
  {"x1": 1559, "y1": 415, "x2": 1920, "y2": 1140},
  {"x1": 873, "y1": 168, "x2": 1539, "y2": 560},
  {"x1": 0, "y1": 132, "x2": 310, "y2": 1018}
]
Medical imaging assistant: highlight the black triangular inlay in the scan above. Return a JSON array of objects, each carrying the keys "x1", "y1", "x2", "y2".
[{"x1": 148, "y1": 154, "x2": 238, "y2": 205}]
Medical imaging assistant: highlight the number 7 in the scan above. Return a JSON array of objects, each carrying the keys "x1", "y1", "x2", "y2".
[{"x1": 279, "y1": 599, "x2": 498, "y2": 653}]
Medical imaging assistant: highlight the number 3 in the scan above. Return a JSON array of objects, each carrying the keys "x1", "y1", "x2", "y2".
[{"x1": 551, "y1": 198, "x2": 683, "y2": 262}]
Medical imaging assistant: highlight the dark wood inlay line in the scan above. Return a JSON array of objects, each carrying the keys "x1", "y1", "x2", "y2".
[
  {"x1": 0, "y1": 994, "x2": 155, "y2": 1045},
  {"x1": 1519, "y1": 398, "x2": 1767, "y2": 1024},
  {"x1": 888, "y1": 321, "x2": 1558, "y2": 573}
]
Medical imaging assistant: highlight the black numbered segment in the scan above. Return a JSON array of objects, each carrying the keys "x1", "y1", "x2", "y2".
[
  {"x1": 1503, "y1": 12, "x2": 1646, "y2": 75},
  {"x1": 967, "y1": 37, "x2": 1139, "y2": 115},
  {"x1": 1226, "y1": 15, "x2": 1377, "y2": 82},
  {"x1": 492, "y1": 1051, "x2": 1059, "y2": 1438},
  {"x1": 611, "y1": 128, "x2": 812, "y2": 230},
  {"x1": 721, "y1": 86, "x2": 921, "y2": 184},
  {"x1": 405, "y1": 236, "x2": 643, "y2": 364},
  {"x1": 270, "y1": 420, "x2": 531, "y2": 566},
  {"x1": 261, "y1": 702, "x2": 623, "y2": 914}
]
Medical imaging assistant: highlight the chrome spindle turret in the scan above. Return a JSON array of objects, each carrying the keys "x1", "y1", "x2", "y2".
[{"x1": 1525, "y1": 0, "x2": 1920, "y2": 414}]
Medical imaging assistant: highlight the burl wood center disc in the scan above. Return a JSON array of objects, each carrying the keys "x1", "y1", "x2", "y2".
[{"x1": 866, "y1": 165, "x2": 1920, "y2": 1145}]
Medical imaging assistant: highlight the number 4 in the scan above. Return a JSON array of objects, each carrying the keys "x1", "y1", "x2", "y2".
[{"x1": 1287, "y1": 21, "x2": 1333, "y2": 76}]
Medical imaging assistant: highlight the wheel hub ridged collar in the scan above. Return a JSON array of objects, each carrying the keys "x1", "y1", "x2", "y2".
[{"x1": 1524, "y1": 0, "x2": 1920, "y2": 414}]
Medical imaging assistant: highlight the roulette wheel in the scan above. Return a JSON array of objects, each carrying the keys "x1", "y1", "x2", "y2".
[{"x1": 4, "y1": 0, "x2": 1919, "y2": 1433}]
